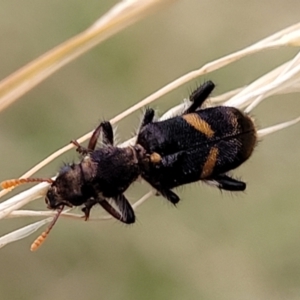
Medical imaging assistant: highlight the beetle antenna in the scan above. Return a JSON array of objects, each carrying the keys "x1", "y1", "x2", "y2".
[
  {"x1": 1, "y1": 178, "x2": 54, "y2": 189},
  {"x1": 30, "y1": 206, "x2": 64, "y2": 252}
]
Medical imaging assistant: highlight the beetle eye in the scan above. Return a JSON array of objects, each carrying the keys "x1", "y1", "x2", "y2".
[{"x1": 45, "y1": 187, "x2": 57, "y2": 208}]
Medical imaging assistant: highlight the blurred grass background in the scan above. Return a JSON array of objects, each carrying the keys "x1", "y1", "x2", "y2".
[{"x1": 0, "y1": 0, "x2": 300, "y2": 299}]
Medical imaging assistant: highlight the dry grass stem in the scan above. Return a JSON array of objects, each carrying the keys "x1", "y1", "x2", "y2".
[
  {"x1": 0, "y1": 0, "x2": 175, "y2": 112},
  {"x1": 0, "y1": 218, "x2": 52, "y2": 249}
]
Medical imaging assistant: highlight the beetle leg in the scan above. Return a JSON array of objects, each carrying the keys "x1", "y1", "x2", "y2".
[
  {"x1": 98, "y1": 194, "x2": 135, "y2": 224},
  {"x1": 184, "y1": 81, "x2": 215, "y2": 114},
  {"x1": 157, "y1": 188, "x2": 180, "y2": 205},
  {"x1": 72, "y1": 121, "x2": 114, "y2": 155},
  {"x1": 112, "y1": 194, "x2": 135, "y2": 224},
  {"x1": 81, "y1": 199, "x2": 98, "y2": 221},
  {"x1": 209, "y1": 174, "x2": 246, "y2": 191},
  {"x1": 88, "y1": 121, "x2": 114, "y2": 150},
  {"x1": 138, "y1": 108, "x2": 155, "y2": 133}
]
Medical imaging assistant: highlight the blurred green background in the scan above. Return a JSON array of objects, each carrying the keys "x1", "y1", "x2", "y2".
[{"x1": 0, "y1": 0, "x2": 300, "y2": 299}]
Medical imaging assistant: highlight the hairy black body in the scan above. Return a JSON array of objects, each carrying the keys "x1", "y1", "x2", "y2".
[
  {"x1": 45, "y1": 81, "x2": 257, "y2": 223},
  {"x1": 137, "y1": 106, "x2": 256, "y2": 203}
]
